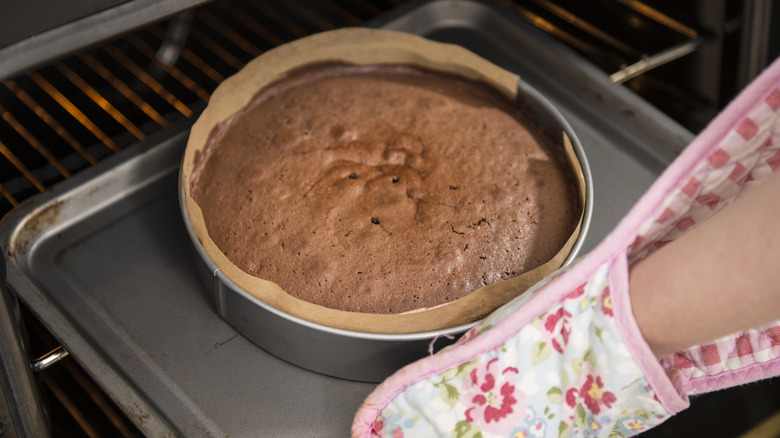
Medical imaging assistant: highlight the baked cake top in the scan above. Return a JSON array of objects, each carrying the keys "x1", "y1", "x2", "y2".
[{"x1": 190, "y1": 63, "x2": 579, "y2": 314}]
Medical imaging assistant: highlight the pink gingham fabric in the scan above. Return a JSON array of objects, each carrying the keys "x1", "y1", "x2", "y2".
[
  {"x1": 624, "y1": 64, "x2": 780, "y2": 396},
  {"x1": 662, "y1": 324, "x2": 780, "y2": 396},
  {"x1": 628, "y1": 87, "x2": 780, "y2": 262},
  {"x1": 353, "y1": 57, "x2": 780, "y2": 437}
]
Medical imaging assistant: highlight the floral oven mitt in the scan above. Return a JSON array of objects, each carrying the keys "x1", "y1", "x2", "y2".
[{"x1": 352, "y1": 58, "x2": 780, "y2": 437}]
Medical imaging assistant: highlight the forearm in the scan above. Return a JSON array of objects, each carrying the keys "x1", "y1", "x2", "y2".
[{"x1": 630, "y1": 170, "x2": 780, "y2": 359}]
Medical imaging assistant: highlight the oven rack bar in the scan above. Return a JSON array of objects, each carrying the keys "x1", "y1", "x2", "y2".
[
  {"x1": 0, "y1": 0, "x2": 709, "y2": 223},
  {"x1": 0, "y1": 0, "x2": 402, "y2": 221}
]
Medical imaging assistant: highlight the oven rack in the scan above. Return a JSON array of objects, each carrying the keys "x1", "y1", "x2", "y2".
[
  {"x1": 0, "y1": 0, "x2": 405, "y2": 221},
  {"x1": 0, "y1": 0, "x2": 717, "y2": 222}
]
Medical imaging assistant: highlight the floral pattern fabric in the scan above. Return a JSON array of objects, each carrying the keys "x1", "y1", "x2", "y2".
[{"x1": 362, "y1": 262, "x2": 670, "y2": 438}]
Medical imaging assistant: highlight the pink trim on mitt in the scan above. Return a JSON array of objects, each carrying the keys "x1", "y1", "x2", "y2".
[{"x1": 610, "y1": 254, "x2": 688, "y2": 414}]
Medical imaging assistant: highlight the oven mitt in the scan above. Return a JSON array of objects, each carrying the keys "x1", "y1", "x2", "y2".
[{"x1": 352, "y1": 57, "x2": 780, "y2": 438}]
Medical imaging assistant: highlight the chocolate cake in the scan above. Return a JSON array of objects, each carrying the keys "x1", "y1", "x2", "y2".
[{"x1": 189, "y1": 63, "x2": 579, "y2": 314}]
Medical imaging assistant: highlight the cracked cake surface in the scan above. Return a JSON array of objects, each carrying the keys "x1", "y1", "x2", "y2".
[{"x1": 190, "y1": 63, "x2": 579, "y2": 314}]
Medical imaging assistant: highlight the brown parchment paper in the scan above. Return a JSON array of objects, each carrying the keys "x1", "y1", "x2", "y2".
[{"x1": 181, "y1": 28, "x2": 586, "y2": 334}]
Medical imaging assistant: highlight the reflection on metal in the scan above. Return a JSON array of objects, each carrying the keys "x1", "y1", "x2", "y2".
[
  {"x1": 31, "y1": 345, "x2": 70, "y2": 372},
  {"x1": 145, "y1": 25, "x2": 225, "y2": 87},
  {"x1": 156, "y1": 11, "x2": 192, "y2": 69},
  {"x1": 128, "y1": 31, "x2": 212, "y2": 105},
  {"x1": 610, "y1": 37, "x2": 704, "y2": 83}
]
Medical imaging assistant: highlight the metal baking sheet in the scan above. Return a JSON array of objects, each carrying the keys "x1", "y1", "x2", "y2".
[{"x1": 0, "y1": 0, "x2": 694, "y2": 436}]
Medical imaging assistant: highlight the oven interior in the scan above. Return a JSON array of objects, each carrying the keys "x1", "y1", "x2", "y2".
[{"x1": 1, "y1": 0, "x2": 779, "y2": 436}]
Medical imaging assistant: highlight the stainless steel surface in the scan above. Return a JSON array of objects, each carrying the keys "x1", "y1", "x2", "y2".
[
  {"x1": 1, "y1": 0, "x2": 128, "y2": 48},
  {"x1": 0, "y1": 0, "x2": 211, "y2": 81},
  {"x1": 738, "y1": 0, "x2": 776, "y2": 89},
  {"x1": 0, "y1": 249, "x2": 49, "y2": 438},
  {"x1": 0, "y1": 0, "x2": 694, "y2": 435},
  {"x1": 180, "y1": 63, "x2": 595, "y2": 383}
]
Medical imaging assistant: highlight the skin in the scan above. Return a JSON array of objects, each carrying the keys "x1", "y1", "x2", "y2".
[{"x1": 630, "y1": 169, "x2": 780, "y2": 359}]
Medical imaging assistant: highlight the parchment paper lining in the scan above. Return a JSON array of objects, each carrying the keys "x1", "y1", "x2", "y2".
[{"x1": 181, "y1": 28, "x2": 586, "y2": 334}]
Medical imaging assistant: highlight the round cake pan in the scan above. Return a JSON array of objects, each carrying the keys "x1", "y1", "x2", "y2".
[{"x1": 178, "y1": 31, "x2": 593, "y2": 383}]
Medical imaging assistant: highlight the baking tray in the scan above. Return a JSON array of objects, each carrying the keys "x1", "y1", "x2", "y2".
[{"x1": 0, "y1": 0, "x2": 694, "y2": 436}]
